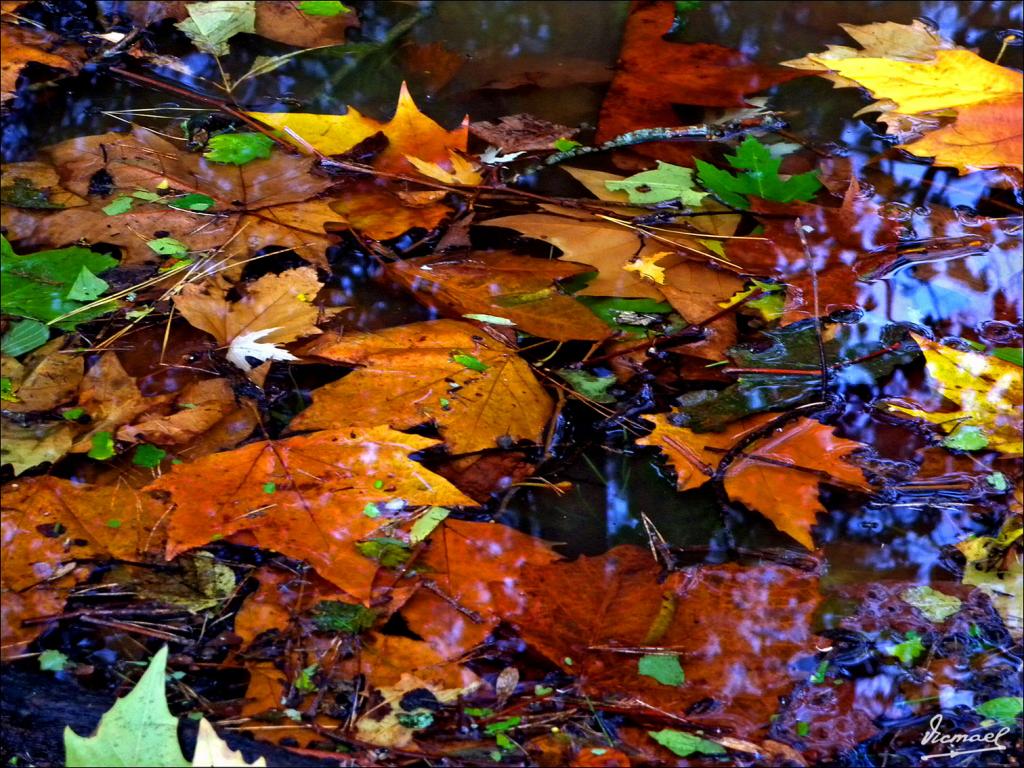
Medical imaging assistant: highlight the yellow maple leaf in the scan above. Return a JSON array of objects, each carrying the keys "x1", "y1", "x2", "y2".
[
  {"x1": 623, "y1": 251, "x2": 670, "y2": 284},
  {"x1": 785, "y1": 26, "x2": 1023, "y2": 174},
  {"x1": 249, "y1": 83, "x2": 468, "y2": 176},
  {"x1": 885, "y1": 334, "x2": 1023, "y2": 455}
]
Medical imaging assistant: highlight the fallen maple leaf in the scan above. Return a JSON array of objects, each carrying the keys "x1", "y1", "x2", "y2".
[
  {"x1": 192, "y1": 719, "x2": 266, "y2": 767},
  {"x1": 785, "y1": 24, "x2": 1023, "y2": 173},
  {"x1": 174, "y1": 267, "x2": 328, "y2": 373},
  {"x1": 147, "y1": 426, "x2": 476, "y2": 602},
  {"x1": 116, "y1": 378, "x2": 238, "y2": 446},
  {"x1": 884, "y1": 335, "x2": 1023, "y2": 455},
  {"x1": 291, "y1": 319, "x2": 554, "y2": 454},
  {"x1": 386, "y1": 251, "x2": 611, "y2": 342},
  {"x1": 624, "y1": 251, "x2": 670, "y2": 285},
  {"x1": 1, "y1": 129, "x2": 341, "y2": 267},
  {"x1": 251, "y1": 83, "x2": 468, "y2": 177},
  {"x1": 638, "y1": 413, "x2": 873, "y2": 548}
]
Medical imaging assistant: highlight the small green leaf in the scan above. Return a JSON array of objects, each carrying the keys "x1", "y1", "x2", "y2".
[
  {"x1": 976, "y1": 696, "x2": 1023, "y2": 725},
  {"x1": 809, "y1": 659, "x2": 829, "y2": 684},
  {"x1": 889, "y1": 631, "x2": 925, "y2": 665},
  {"x1": 39, "y1": 649, "x2": 69, "y2": 672},
  {"x1": 298, "y1": 0, "x2": 350, "y2": 16},
  {"x1": 899, "y1": 586, "x2": 961, "y2": 623},
  {"x1": 796, "y1": 721, "x2": 810, "y2": 737},
  {"x1": 146, "y1": 237, "x2": 189, "y2": 256},
  {"x1": 397, "y1": 711, "x2": 434, "y2": 729},
  {"x1": 465, "y1": 707, "x2": 495, "y2": 717},
  {"x1": 102, "y1": 196, "x2": 134, "y2": 216},
  {"x1": 106, "y1": 519, "x2": 122, "y2": 529},
  {"x1": 409, "y1": 507, "x2": 449, "y2": 544},
  {"x1": 451, "y1": 352, "x2": 488, "y2": 372},
  {"x1": 132, "y1": 444, "x2": 166, "y2": 468},
  {"x1": 1, "y1": 318, "x2": 50, "y2": 356},
  {"x1": 941, "y1": 424, "x2": 989, "y2": 451},
  {"x1": 203, "y1": 133, "x2": 275, "y2": 165},
  {"x1": 553, "y1": 138, "x2": 582, "y2": 152},
  {"x1": 63, "y1": 407, "x2": 86, "y2": 421},
  {"x1": 311, "y1": 601, "x2": 377, "y2": 633},
  {"x1": 262, "y1": 481, "x2": 276, "y2": 494},
  {"x1": 88, "y1": 432, "x2": 115, "y2": 461},
  {"x1": 132, "y1": 190, "x2": 162, "y2": 202},
  {"x1": 362, "y1": 502, "x2": 381, "y2": 518},
  {"x1": 648, "y1": 729, "x2": 725, "y2": 757},
  {"x1": 638, "y1": 654, "x2": 685, "y2": 686},
  {"x1": 485, "y1": 717, "x2": 521, "y2": 736},
  {"x1": 987, "y1": 472, "x2": 1010, "y2": 491},
  {"x1": 534, "y1": 686, "x2": 552, "y2": 697},
  {"x1": 167, "y1": 193, "x2": 215, "y2": 212},
  {"x1": 294, "y1": 663, "x2": 318, "y2": 693},
  {"x1": 64, "y1": 646, "x2": 189, "y2": 767},
  {"x1": 356, "y1": 537, "x2": 411, "y2": 567},
  {"x1": 556, "y1": 369, "x2": 617, "y2": 404},
  {"x1": 65, "y1": 267, "x2": 109, "y2": 302},
  {"x1": 606, "y1": 161, "x2": 708, "y2": 206},
  {"x1": 0, "y1": 377, "x2": 16, "y2": 402}
]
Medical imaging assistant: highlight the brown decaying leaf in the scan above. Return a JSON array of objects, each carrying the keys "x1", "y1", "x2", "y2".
[
  {"x1": 71, "y1": 352, "x2": 169, "y2": 453},
  {"x1": 116, "y1": 378, "x2": 237, "y2": 446},
  {"x1": 595, "y1": 1, "x2": 806, "y2": 165},
  {"x1": 173, "y1": 266, "x2": 327, "y2": 350},
  {"x1": 1, "y1": 337, "x2": 83, "y2": 413},
  {"x1": 638, "y1": 413, "x2": 873, "y2": 548},
  {"x1": 0, "y1": 419, "x2": 75, "y2": 476},
  {"x1": 1, "y1": 129, "x2": 340, "y2": 267},
  {"x1": 326, "y1": 179, "x2": 451, "y2": 240},
  {"x1": 147, "y1": 426, "x2": 476, "y2": 602},
  {"x1": 292, "y1": 319, "x2": 554, "y2": 454},
  {"x1": 386, "y1": 250, "x2": 611, "y2": 342},
  {"x1": 1, "y1": 23, "x2": 84, "y2": 102},
  {"x1": 502, "y1": 545, "x2": 822, "y2": 741},
  {"x1": 0, "y1": 161, "x2": 87, "y2": 209}
]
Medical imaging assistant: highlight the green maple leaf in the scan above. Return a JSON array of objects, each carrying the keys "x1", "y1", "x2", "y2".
[
  {"x1": 203, "y1": 133, "x2": 274, "y2": 165},
  {"x1": 695, "y1": 136, "x2": 821, "y2": 209},
  {"x1": 605, "y1": 161, "x2": 708, "y2": 206},
  {"x1": 64, "y1": 646, "x2": 190, "y2": 767}
]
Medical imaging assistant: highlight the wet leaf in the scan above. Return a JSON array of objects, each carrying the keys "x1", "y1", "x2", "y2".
[
  {"x1": 605, "y1": 162, "x2": 708, "y2": 206},
  {"x1": 39, "y1": 649, "x2": 69, "y2": 672},
  {"x1": 175, "y1": 0, "x2": 255, "y2": 56},
  {"x1": 471, "y1": 114, "x2": 577, "y2": 152},
  {"x1": 251, "y1": 83, "x2": 469, "y2": 177},
  {"x1": 1, "y1": 24, "x2": 84, "y2": 103},
  {"x1": 638, "y1": 654, "x2": 685, "y2": 686},
  {"x1": 148, "y1": 426, "x2": 476, "y2": 601},
  {"x1": 648, "y1": 730, "x2": 725, "y2": 758},
  {"x1": 355, "y1": 672, "x2": 480, "y2": 748},
  {"x1": 387, "y1": 251, "x2": 611, "y2": 342},
  {"x1": 174, "y1": 267, "x2": 328, "y2": 373},
  {"x1": 0, "y1": 418, "x2": 74, "y2": 474},
  {"x1": 202, "y1": 133, "x2": 274, "y2": 165},
  {"x1": 1, "y1": 318, "x2": 50, "y2": 356},
  {"x1": 1, "y1": 129, "x2": 340, "y2": 268},
  {"x1": 975, "y1": 697, "x2": 1023, "y2": 725},
  {"x1": 899, "y1": 586, "x2": 961, "y2": 623},
  {"x1": 787, "y1": 25, "x2": 1023, "y2": 173},
  {"x1": 695, "y1": 137, "x2": 821, "y2": 209},
  {"x1": 639, "y1": 413, "x2": 872, "y2": 548},
  {"x1": 292, "y1": 320, "x2": 554, "y2": 454},
  {"x1": 1, "y1": 236, "x2": 118, "y2": 328},
  {"x1": 887, "y1": 631, "x2": 925, "y2": 665},
  {"x1": 885, "y1": 335, "x2": 1023, "y2": 456},
  {"x1": 64, "y1": 647, "x2": 189, "y2": 767},
  {"x1": 1, "y1": 337, "x2": 83, "y2": 413}
]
